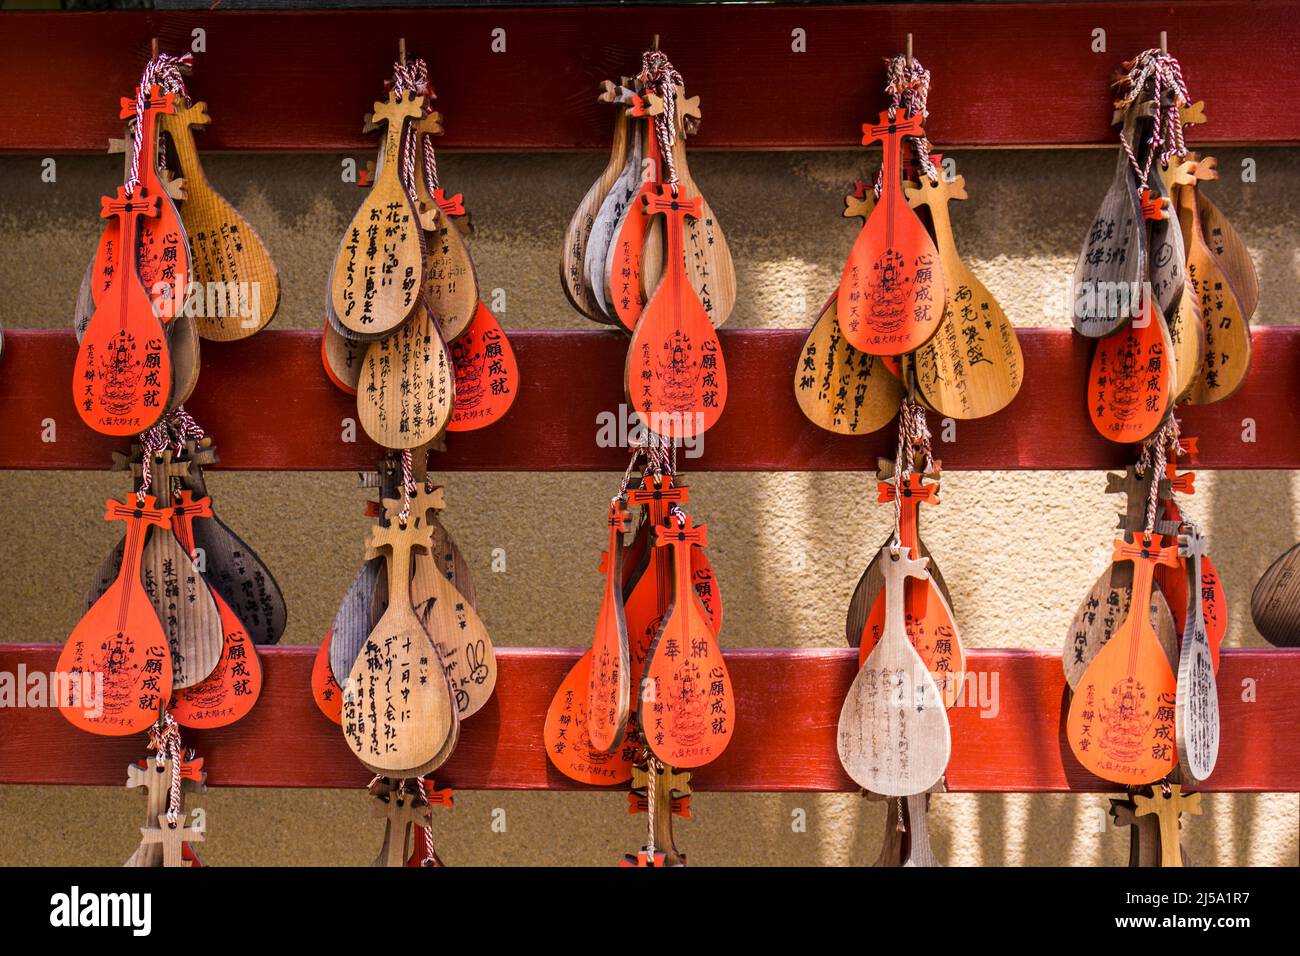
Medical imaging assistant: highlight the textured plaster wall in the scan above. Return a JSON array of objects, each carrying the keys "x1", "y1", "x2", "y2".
[{"x1": 0, "y1": 147, "x2": 1295, "y2": 866}]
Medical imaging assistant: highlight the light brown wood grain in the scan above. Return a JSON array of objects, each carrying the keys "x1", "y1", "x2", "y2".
[
  {"x1": 838, "y1": 548, "x2": 951, "y2": 796},
  {"x1": 1197, "y1": 191, "x2": 1259, "y2": 318},
  {"x1": 1072, "y1": 106, "x2": 1148, "y2": 336},
  {"x1": 562, "y1": 83, "x2": 633, "y2": 323},
  {"x1": 794, "y1": 291, "x2": 902, "y2": 435},
  {"x1": 357, "y1": 304, "x2": 453, "y2": 449},
  {"x1": 1134, "y1": 784, "x2": 1201, "y2": 868},
  {"x1": 667, "y1": 88, "x2": 734, "y2": 328},
  {"x1": 1179, "y1": 157, "x2": 1252, "y2": 405},
  {"x1": 160, "y1": 99, "x2": 281, "y2": 340},
  {"x1": 330, "y1": 94, "x2": 425, "y2": 335},
  {"x1": 342, "y1": 515, "x2": 455, "y2": 776},
  {"x1": 1175, "y1": 528, "x2": 1219, "y2": 785},
  {"x1": 139, "y1": 525, "x2": 223, "y2": 690},
  {"x1": 906, "y1": 174, "x2": 1022, "y2": 419},
  {"x1": 1251, "y1": 540, "x2": 1300, "y2": 648}
]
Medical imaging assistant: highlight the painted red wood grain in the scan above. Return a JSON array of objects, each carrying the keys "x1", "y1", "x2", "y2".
[
  {"x1": 0, "y1": 644, "x2": 1293, "y2": 792},
  {"x1": 2, "y1": 327, "x2": 1297, "y2": 471},
  {"x1": 3, "y1": 4, "x2": 1299, "y2": 152}
]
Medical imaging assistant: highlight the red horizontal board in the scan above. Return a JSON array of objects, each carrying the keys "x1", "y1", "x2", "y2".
[
  {"x1": 0, "y1": 644, "x2": 1294, "y2": 793},
  {"x1": 3, "y1": 4, "x2": 1299, "y2": 152},
  {"x1": 2, "y1": 327, "x2": 1298, "y2": 472}
]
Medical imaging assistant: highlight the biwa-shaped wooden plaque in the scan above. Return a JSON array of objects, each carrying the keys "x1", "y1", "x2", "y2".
[
  {"x1": 121, "y1": 86, "x2": 190, "y2": 320},
  {"x1": 608, "y1": 94, "x2": 665, "y2": 331},
  {"x1": 342, "y1": 514, "x2": 455, "y2": 776},
  {"x1": 404, "y1": 487, "x2": 496, "y2": 719},
  {"x1": 1251, "y1": 542, "x2": 1300, "y2": 648},
  {"x1": 75, "y1": 188, "x2": 171, "y2": 436},
  {"x1": 312, "y1": 629, "x2": 344, "y2": 725},
  {"x1": 357, "y1": 302, "x2": 454, "y2": 449},
  {"x1": 171, "y1": 444, "x2": 288, "y2": 646},
  {"x1": 1197, "y1": 190, "x2": 1259, "y2": 319},
  {"x1": 330, "y1": 93, "x2": 425, "y2": 335},
  {"x1": 1155, "y1": 488, "x2": 1224, "y2": 671},
  {"x1": 58, "y1": 496, "x2": 174, "y2": 735},
  {"x1": 322, "y1": 314, "x2": 366, "y2": 395},
  {"x1": 1068, "y1": 534, "x2": 1180, "y2": 786},
  {"x1": 857, "y1": 477, "x2": 965, "y2": 707},
  {"x1": 587, "y1": 498, "x2": 632, "y2": 753},
  {"x1": 544, "y1": 647, "x2": 639, "y2": 785},
  {"x1": 1135, "y1": 114, "x2": 1186, "y2": 321},
  {"x1": 1072, "y1": 105, "x2": 1148, "y2": 337},
  {"x1": 626, "y1": 188, "x2": 727, "y2": 439},
  {"x1": 168, "y1": 492, "x2": 262, "y2": 728},
  {"x1": 639, "y1": 517, "x2": 733, "y2": 768},
  {"x1": 1087, "y1": 301, "x2": 1173, "y2": 443},
  {"x1": 1159, "y1": 155, "x2": 1206, "y2": 402},
  {"x1": 447, "y1": 301, "x2": 518, "y2": 432},
  {"x1": 624, "y1": 478, "x2": 719, "y2": 670},
  {"x1": 1175, "y1": 527, "x2": 1219, "y2": 785},
  {"x1": 838, "y1": 548, "x2": 951, "y2": 796},
  {"x1": 837, "y1": 110, "x2": 944, "y2": 356},
  {"x1": 414, "y1": 114, "x2": 479, "y2": 342},
  {"x1": 562, "y1": 80, "x2": 637, "y2": 322},
  {"x1": 138, "y1": 497, "x2": 223, "y2": 691},
  {"x1": 905, "y1": 175, "x2": 1022, "y2": 419},
  {"x1": 664, "y1": 89, "x2": 735, "y2": 330},
  {"x1": 159, "y1": 99, "x2": 280, "y2": 340},
  {"x1": 1179, "y1": 157, "x2": 1251, "y2": 405},
  {"x1": 794, "y1": 290, "x2": 902, "y2": 435},
  {"x1": 1065, "y1": 566, "x2": 1177, "y2": 690},
  {"x1": 586, "y1": 112, "x2": 646, "y2": 320},
  {"x1": 847, "y1": 460, "x2": 949, "y2": 647}
]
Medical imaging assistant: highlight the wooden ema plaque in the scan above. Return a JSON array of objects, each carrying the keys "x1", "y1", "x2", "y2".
[
  {"x1": 639, "y1": 516, "x2": 733, "y2": 768},
  {"x1": 125, "y1": 755, "x2": 206, "y2": 867},
  {"x1": 1175, "y1": 527, "x2": 1220, "y2": 785},
  {"x1": 1068, "y1": 534, "x2": 1180, "y2": 785},
  {"x1": 587, "y1": 498, "x2": 631, "y2": 753},
  {"x1": 608, "y1": 92, "x2": 664, "y2": 332},
  {"x1": 446, "y1": 301, "x2": 518, "y2": 432},
  {"x1": 1134, "y1": 784, "x2": 1202, "y2": 869},
  {"x1": 837, "y1": 110, "x2": 944, "y2": 356},
  {"x1": 158, "y1": 99, "x2": 281, "y2": 340},
  {"x1": 330, "y1": 92, "x2": 425, "y2": 336},
  {"x1": 341, "y1": 513, "x2": 455, "y2": 776},
  {"x1": 1072, "y1": 104, "x2": 1147, "y2": 337},
  {"x1": 562, "y1": 80, "x2": 636, "y2": 322},
  {"x1": 838, "y1": 547, "x2": 951, "y2": 796},
  {"x1": 1179, "y1": 156, "x2": 1252, "y2": 406},
  {"x1": 626, "y1": 187, "x2": 727, "y2": 439},
  {"x1": 794, "y1": 290, "x2": 902, "y2": 435},
  {"x1": 312, "y1": 629, "x2": 343, "y2": 725},
  {"x1": 414, "y1": 115, "x2": 480, "y2": 343},
  {"x1": 403, "y1": 487, "x2": 496, "y2": 721},
  {"x1": 114, "y1": 86, "x2": 191, "y2": 321},
  {"x1": 58, "y1": 495, "x2": 174, "y2": 735},
  {"x1": 857, "y1": 476, "x2": 965, "y2": 708},
  {"x1": 1087, "y1": 301, "x2": 1173, "y2": 443},
  {"x1": 1155, "y1": 476, "x2": 1226, "y2": 671},
  {"x1": 168, "y1": 491, "x2": 263, "y2": 729},
  {"x1": 357, "y1": 299, "x2": 453, "y2": 450},
  {"x1": 1159, "y1": 157, "x2": 1205, "y2": 401},
  {"x1": 74, "y1": 188, "x2": 171, "y2": 436},
  {"x1": 587, "y1": 100, "x2": 647, "y2": 321},
  {"x1": 905, "y1": 175, "x2": 1023, "y2": 419},
  {"x1": 847, "y1": 457, "x2": 950, "y2": 647}
]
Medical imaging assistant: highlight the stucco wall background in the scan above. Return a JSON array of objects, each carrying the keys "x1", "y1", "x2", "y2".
[{"x1": 0, "y1": 146, "x2": 1295, "y2": 866}]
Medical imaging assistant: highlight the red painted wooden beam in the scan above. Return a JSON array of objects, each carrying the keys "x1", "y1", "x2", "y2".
[
  {"x1": 0, "y1": 644, "x2": 1294, "y2": 793},
  {"x1": 2, "y1": 327, "x2": 1297, "y2": 472},
  {"x1": 4, "y1": 4, "x2": 1299, "y2": 152}
]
